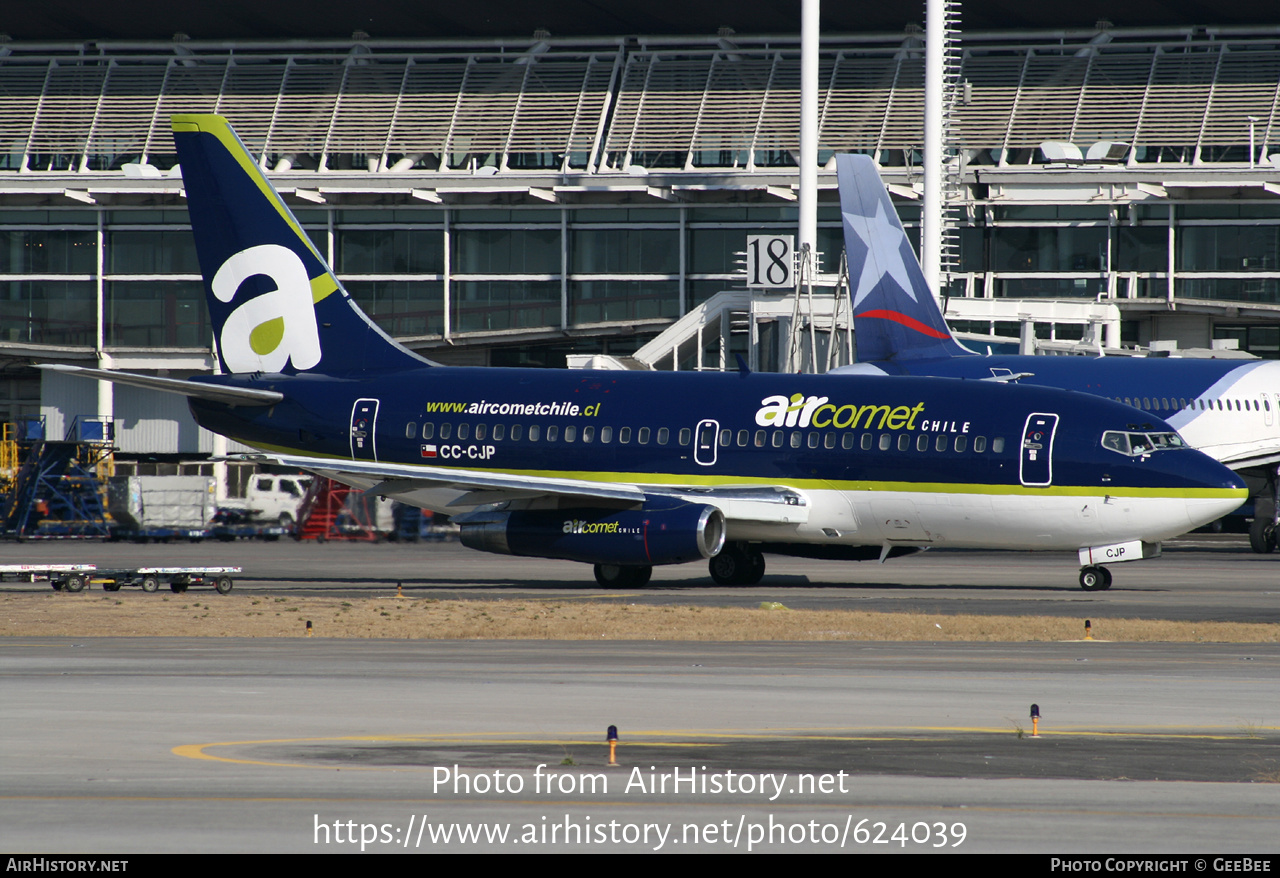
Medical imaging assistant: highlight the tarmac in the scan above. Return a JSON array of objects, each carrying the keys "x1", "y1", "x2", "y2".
[{"x1": 3, "y1": 537, "x2": 1279, "y2": 853}]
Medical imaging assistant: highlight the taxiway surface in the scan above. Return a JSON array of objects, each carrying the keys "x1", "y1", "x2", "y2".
[
  {"x1": 2, "y1": 536, "x2": 1279, "y2": 622},
  {"x1": 4, "y1": 637, "x2": 1279, "y2": 853}
]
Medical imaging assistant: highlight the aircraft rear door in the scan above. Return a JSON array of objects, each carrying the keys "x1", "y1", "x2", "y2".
[
  {"x1": 350, "y1": 398, "x2": 380, "y2": 461},
  {"x1": 1019, "y1": 412, "x2": 1058, "y2": 487},
  {"x1": 695, "y1": 419, "x2": 719, "y2": 466}
]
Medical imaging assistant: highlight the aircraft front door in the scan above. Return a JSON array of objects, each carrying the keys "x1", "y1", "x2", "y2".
[
  {"x1": 1019, "y1": 412, "x2": 1058, "y2": 487},
  {"x1": 695, "y1": 419, "x2": 719, "y2": 466},
  {"x1": 350, "y1": 398, "x2": 380, "y2": 461}
]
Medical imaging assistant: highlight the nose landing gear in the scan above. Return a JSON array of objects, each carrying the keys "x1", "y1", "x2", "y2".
[{"x1": 1078, "y1": 565, "x2": 1113, "y2": 591}]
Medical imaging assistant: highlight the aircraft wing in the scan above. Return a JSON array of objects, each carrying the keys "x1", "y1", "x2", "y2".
[
  {"x1": 1216, "y1": 449, "x2": 1280, "y2": 473},
  {"x1": 254, "y1": 452, "x2": 647, "y2": 507},
  {"x1": 245, "y1": 452, "x2": 809, "y2": 524}
]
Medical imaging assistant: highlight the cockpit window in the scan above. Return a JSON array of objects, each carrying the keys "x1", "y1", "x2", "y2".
[{"x1": 1102, "y1": 430, "x2": 1185, "y2": 457}]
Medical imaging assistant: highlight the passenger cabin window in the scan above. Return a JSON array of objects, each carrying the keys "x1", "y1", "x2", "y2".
[
  {"x1": 564, "y1": 426, "x2": 575, "y2": 442},
  {"x1": 511, "y1": 424, "x2": 523, "y2": 441},
  {"x1": 657, "y1": 428, "x2": 669, "y2": 445},
  {"x1": 638, "y1": 427, "x2": 650, "y2": 444},
  {"x1": 679, "y1": 428, "x2": 691, "y2": 446},
  {"x1": 440, "y1": 423, "x2": 452, "y2": 440},
  {"x1": 422, "y1": 423, "x2": 434, "y2": 439},
  {"x1": 475, "y1": 424, "x2": 486, "y2": 440},
  {"x1": 493, "y1": 424, "x2": 505, "y2": 441},
  {"x1": 405, "y1": 422, "x2": 416, "y2": 438},
  {"x1": 619, "y1": 426, "x2": 630, "y2": 444},
  {"x1": 528, "y1": 425, "x2": 540, "y2": 441},
  {"x1": 583, "y1": 426, "x2": 594, "y2": 443},
  {"x1": 992, "y1": 437, "x2": 1005, "y2": 453},
  {"x1": 547, "y1": 426, "x2": 560, "y2": 442}
]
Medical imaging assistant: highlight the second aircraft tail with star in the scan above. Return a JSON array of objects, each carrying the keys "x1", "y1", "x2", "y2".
[{"x1": 836, "y1": 154, "x2": 975, "y2": 364}]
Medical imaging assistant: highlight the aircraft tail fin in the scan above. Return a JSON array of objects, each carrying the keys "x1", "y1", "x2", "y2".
[
  {"x1": 836, "y1": 154, "x2": 974, "y2": 363},
  {"x1": 171, "y1": 114, "x2": 430, "y2": 376}
]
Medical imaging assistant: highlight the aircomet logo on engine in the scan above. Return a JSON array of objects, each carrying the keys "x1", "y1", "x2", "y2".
[{"x1": 563, "y1": 520, "x2": 641, "y2": 535}]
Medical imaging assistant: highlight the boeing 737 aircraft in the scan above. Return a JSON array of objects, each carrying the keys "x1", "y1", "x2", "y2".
[
  {"x1": 43, "y1": 116, "x2": 1247, "y2": 590},
  {"x1": 835, "y1": 153, "x2": 1280, "y2": 553}
]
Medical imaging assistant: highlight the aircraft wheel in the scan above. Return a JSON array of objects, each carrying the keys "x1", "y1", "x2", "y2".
[
  {"x1": 743, "y1": 546, "x2": 766, "y2": 585},
  {"x1": 63, "y1": 574, "x2": 87, "y2": 593},
  {"x1": 214, "y1": 576, "x2": 234, "y2": 595},
  {"x1": 593, "y1": 564, "x2": 651, "y2": 588},
  {"x1": 170, "y1": 582, "x2": 188, "y2": 594},
  {"x1": 1079, "y1": 566, "x2": 1108, "y2": 592},
  {"x1": 103, "y1": 583, "x2": 120, "y2": 592},
  {"x1": 709, "y1": 544, "x2": 754, "y2": 586},
  {"x1": 140, "y1": 576, "x2": 159, "y2": 593},
  {"x1": 1249, "y1": 517, "x2": 1276, "y2": 554}
]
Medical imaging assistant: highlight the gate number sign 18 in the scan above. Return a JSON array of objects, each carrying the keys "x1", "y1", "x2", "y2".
[{"x1": 747, "y1": 235, "x2": 794, "y2": 288}]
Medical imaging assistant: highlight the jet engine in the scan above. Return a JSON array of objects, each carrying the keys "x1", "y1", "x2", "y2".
[{"x1": 458, "y1": 498, "x2": 726, "y2": 566}]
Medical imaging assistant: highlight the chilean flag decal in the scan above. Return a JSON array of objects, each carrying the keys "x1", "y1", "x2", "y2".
[{"x1": 421, "y1": 444, "x2": 437, "y2": 458}]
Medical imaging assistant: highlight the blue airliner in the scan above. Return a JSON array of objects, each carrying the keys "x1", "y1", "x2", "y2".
[
  {"x1": 835, "y1": 154, "x2": 1280, "y2": 553},
  {"x1": 43, "y1": 116, "x2": 1246, "y2": 590}
]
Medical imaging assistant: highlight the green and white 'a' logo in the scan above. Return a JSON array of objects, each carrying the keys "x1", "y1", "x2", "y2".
[{"x1": 212, "y1": 244, "x2": 322, "y2": 373}]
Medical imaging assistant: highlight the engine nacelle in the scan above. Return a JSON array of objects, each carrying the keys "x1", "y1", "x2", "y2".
[{"x1": 459, "y1": 498, "x2": 726, "y2": 566}]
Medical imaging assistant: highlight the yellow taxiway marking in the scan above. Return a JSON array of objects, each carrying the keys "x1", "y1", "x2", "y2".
[{"x1": 174, "y1": 725, "x2": 1275, "y2": 770}]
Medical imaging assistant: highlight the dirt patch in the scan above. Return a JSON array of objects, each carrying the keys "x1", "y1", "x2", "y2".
[{"x1": 2, "y1": 592, "x2": 1278, "y2": 642}]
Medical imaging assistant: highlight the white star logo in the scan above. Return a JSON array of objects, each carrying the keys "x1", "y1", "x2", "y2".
[{"x1": 844, "y1": 201, "x2": 918, "y2": 308}]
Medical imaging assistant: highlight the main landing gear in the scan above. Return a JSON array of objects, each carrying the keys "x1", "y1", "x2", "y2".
[
  {"x1": 1251, "y1": 472, "x2": 1279, "y2": 554},
  {"x1": 1249, "y1": 516, "x2": 1276, "y2": 554},
  {"x1": 1078, "y1": 565, "x2": 1113, "y2": 591},
  {"x1": 708, "y1": 543, "x2": 766, "y2": 586},
  {"x1": 593, "y1": 564, "x2": 652, "y2": 588}
]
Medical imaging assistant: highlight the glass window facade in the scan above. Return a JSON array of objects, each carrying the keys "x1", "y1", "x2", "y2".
[
  {"x1": 0, "y1": 281, "x2": 95, "y2": 345},
  {"x1": 0, "y1": 230, "x2": 95, "y2": 273},
  {"x1": 106, "y1": 281, "x2": 208, "y2": 347},
  {"x1": 0, "y1": 196, "x2": 1277, "y2": 356}
]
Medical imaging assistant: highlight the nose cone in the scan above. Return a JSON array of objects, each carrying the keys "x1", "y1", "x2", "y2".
[{"x1": 1153, "y1": 448, "x2": 1248, "y2": 532}]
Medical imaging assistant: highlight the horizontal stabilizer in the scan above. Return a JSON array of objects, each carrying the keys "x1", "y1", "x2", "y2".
[{"x1": 37, "y1": 364, "x2": 283, "y2": 406}]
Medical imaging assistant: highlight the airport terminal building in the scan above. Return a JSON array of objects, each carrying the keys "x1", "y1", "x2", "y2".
[{"x1": 3, "y1": 3, "x2": 1280, "y2": 472}]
